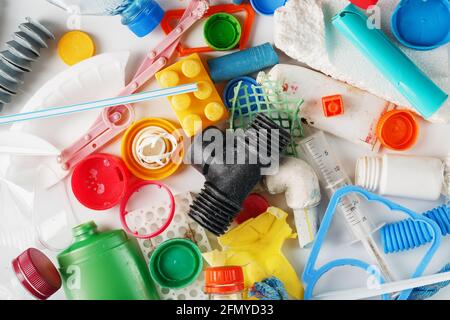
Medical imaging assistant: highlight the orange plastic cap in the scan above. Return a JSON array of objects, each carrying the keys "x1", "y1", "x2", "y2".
[
  {"x1": 204, "y1": 266, "x2": 244, "y2": 294},
  {"x1": 377, "y1": 109, "x2": 419, "y2": 151}
]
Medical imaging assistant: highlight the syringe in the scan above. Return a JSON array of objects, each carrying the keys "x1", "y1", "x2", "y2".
[{"x1": 299, "y1": 131, "x2": 395, "y2": 282}]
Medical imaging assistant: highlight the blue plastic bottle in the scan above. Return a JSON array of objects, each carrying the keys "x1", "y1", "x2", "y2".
[{"x1": 47, "y1": 0, "x2": 164, "y2": 37}]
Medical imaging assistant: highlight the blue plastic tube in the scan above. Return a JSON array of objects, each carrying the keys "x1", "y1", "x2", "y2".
[
  {"x1": 207, "y1": 43, "x2": 279, "y2": 83},
  {"x1": 332, "y1": 4, "x2": 448, "y2": 119}
]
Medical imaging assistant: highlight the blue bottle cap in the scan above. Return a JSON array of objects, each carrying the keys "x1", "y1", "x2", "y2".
[
  {"x1": 250, "y1": 0, "x2": 287, "y2": 16},
  {"x1": 391, "y1": 0, "x2": 450, "y2": 51},
  {"x1": 223, "y1": 76, "x2": 263, "y2": 114},
  {"x1": 125, "y1": 1, "x2": 165, "y2": 38}
]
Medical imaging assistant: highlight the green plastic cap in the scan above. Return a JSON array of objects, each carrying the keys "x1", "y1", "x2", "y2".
[
  {"x1": 149, "y1": 238, "x2": 203, "y2": 289},
  {"x1": 204, "y1": 13, "x2": 242, "y2": 51}
]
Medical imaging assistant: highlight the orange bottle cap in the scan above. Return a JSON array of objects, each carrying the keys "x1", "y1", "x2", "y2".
[
  {"x1": 377, "y1": 109, "x2": 419, "y2": 151},
  {"x1": 204, "y1": 266, "x2": 245, "y2": 294}
]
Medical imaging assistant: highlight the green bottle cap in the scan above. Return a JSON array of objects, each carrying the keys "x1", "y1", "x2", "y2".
[
  {"x1": 204, "y1": 13, "x2": 242, "y2": 51},
  {"x1": 149, "y1": 238, "x2": 203, "y2": 289}
]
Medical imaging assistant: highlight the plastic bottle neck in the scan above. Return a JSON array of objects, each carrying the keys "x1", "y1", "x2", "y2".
[
  {"x1": 73, "y1": 222, "x2": 98, "y2": 242},
  {"x1": 355, "y1": 156, "x2": 383, "y2": 192}
]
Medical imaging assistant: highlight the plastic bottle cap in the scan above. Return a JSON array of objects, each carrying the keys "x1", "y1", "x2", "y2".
[
  {"x1": 172, "y1": 94, "x2": 192, "y2": 111},
  {"x1": 71, "y1": 153, "x2": 130, "y2": 210},
  {"x1": 349, "y1": 0, "x2": 379, "y2": 10},
  {"x1": 204, "y1": 266, "x2": 244, "y2": 294},
  {"x1": 126, "y1": 0, "x2": 165, "y2": 37},
  {"x1": 376, "y1": 109, "x2": 419, "y2": 151},
  {"x1": 149, "y1": 239, "x2": 203, "y2": 289},
  {"x1": 250, "y1": 0, "x2": 287, "y2": 15},
  {"x1": 204, "y1": 13, "x2": 242, "y2": 51},
  {"x1": 57, "y1": 31, "x2": 95, "y2": 66},
  {"x1": 194, "y1": 81, "x2": 213, "y2": 100},
  {"x1": 181, "y1": 60, "x2": 202, "y2": 78},
  {"x1": 391, "y1": 0, "x2": 450, "y2": 50},
  {"x1": 235, "y1": 193, "x2": 269, "y2": 224},
  {"x1": 12, "y1": 248, "x2": 61, "y2": 300},
  {"x1": 223, "y1": 76, "x2": 262, "y2": 110},
  {"x1": 204, "y1": 102, "x2": 225, "y2": 121},
  {"x1": 159, "y1": 70, "x2": 180, "y2": 88}
]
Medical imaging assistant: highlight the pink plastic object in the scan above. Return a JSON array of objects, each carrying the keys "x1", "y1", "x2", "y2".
[
  {"x1": 119, "y1": 180, "x2": 175, "y2": 239},
  {"x1": 71, "y1": 153, "x2": 175, "y2": 238},
  {"x1": 349, "y1": 0, "x2": 379, "y2": 9},
  {"x1": 58, "y1": 0, "x2": 210, "y2": 171}
]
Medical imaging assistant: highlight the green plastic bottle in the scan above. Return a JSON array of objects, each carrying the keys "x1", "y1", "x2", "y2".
[{"x1": 57, "y1": 221, "x2": 159, "y2": 300}]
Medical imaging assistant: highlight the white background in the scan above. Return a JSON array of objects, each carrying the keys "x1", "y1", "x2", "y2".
[{"x1": 1, "y1": 0, "x2": 450, "y2": 300}]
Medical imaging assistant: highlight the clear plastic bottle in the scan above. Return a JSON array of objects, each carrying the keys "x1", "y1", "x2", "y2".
[
  {"x1": 204, "y1": 266, "x2": 244, "y2": 300},
  {"x1": 46, "y1": 0, "x2": 164, "y2": 37},
  {"x1": 0, "y1": 248, "x2": 61, "y2": 300}
]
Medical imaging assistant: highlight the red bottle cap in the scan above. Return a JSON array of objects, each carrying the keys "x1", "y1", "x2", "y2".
[
  {"x1": 204, "y1": 266, "x2": 245, "y2": 294},
  {"x1": 235, "y1": 193, "x2": 269, "y2": 224},
  {"x1": 349, "y1": 0, "x2": 379, "y2": 9},
  {"x1": 376, "y1": 109, "x2": 419, "y2": 151},
  {"x1": 12, "y1": 248, "x2": 61, "y2": 300}
]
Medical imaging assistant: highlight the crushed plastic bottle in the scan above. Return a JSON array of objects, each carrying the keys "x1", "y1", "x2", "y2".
[{"x1": 46, "y1": 0, "x2": 164, "y2": 37}]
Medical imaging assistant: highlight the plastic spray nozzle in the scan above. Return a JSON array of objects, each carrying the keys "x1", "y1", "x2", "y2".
[{"x1": 188, "y1": 114, "x2": 291, "y2": 236}]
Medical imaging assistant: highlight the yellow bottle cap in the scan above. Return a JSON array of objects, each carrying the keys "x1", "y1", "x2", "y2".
[
  {"x1": 181, "y1": 60, "x2": 201, "y2": 78},
  {"x1": 57, "y1": 30, "x2": 95, "y2": 66},
  {"x1": 159, "y1": 70, "x2": 180, "y2": 87},
  {"x1": 183, "y1": 114, "x2": 203, "y2": 136},
  {"x1": 204, "y1": 102, "x2": 225, "y2": 121},
  {"x1": 171, "y1": 94, "x2": 192, "y2": 111},
  {"x1": 194, "y1": 81, "x2": 213, "y2": 100}
]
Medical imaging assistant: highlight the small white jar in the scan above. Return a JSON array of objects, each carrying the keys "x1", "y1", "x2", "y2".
[{"x1": 355, "y1": 154, "x2": 445, "y2": 201}]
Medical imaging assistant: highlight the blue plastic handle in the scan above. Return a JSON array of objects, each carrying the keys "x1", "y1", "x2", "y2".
[
  {"x1": 302, "y1": 185, "x2": 442, "y2": 300},
  {"x1": 332, "y1": 4, "x2": 448, "y2": 119}
]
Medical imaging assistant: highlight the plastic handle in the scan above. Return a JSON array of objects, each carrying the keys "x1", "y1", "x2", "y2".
[{"x1": 332, "y1": 4, "x2": 448, "y2": 119}]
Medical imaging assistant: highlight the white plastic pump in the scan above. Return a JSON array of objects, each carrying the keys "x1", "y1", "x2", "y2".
[{"x1": 264, "y1": 157, "x2": 321, "y2": 248}]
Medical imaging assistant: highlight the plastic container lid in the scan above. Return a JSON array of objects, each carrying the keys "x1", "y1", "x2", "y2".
[
  {"x1": 71, "y1": 153, "x2": 130, "y2": 210},
  {"x1": 204, "y1": 266, "x2": 244, "y2": 294},
  {"x1": 376, "y1": 109, "x2": 419, "y2": 151},
  {"x1": 125, "y1": 0, "x2": 165, "y2": 37},
  {"x1": 223, "y1": 76, "x2": 262, "y2": 111},
  {"x1": 235, "y1": 193, "x2": 269, "y2": 224},
  {"x1": 149, "y1": 238, "x2": 203, "y2": 289},
  {"x1": 250, "y1": 0, "x2": 287, "y2": 15},
  {"x1": 12, "y1": 248, "x2": 61, "y2": 300},
  {"x1": 204, "y1": 13, "x2": 242, "y2": 51},
  {"x1": 391, "y1": 0, "x2": 450, "y2": 50},
  {"x1": 349, "y1": 0, "x2": 379, "y2": 10},
  {"x1": 57, "y1": 31, "x2": 95, "y2": 66}
]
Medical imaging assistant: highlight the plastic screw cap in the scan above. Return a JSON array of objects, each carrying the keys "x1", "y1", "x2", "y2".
[
  {"x1": 349, "y1": 0, "x2": 379, "y2": 10},
  {"x1": 204, "y1": 266, "x2": 245, "y2": 294},
  {"x1": 235, "y1": 193, "x2": 269, "y2": 224},
  {"x1": 250, "y1": 0, "x2": 287, "y2": 15},
  {"x1": 12, "y1": 248, "x2": 62, "y2": 300},
  {"x1": 376, "y1": 109, "x2": 419, "y2": 151},
  {"x1": 223, "y1": 76, "x2": 262, "y2": 110},
  {"x1": 58, "y1": 31, "x2": 95, "y2": 66},
  {"x1": 149, "y1": 238, "x2": 203, "y2": 289},
  {"x1": 204, "y1": 13, "x2": 242, "y2": 51}
]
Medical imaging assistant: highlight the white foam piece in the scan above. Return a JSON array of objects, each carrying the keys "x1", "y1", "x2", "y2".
[{"x1": 274, "y1": 0, "x2": 449, "y2": 123}]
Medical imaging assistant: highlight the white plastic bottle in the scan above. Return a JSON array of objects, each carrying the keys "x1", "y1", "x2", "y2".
[{"x1": 355, "y1": 154, "x2": 445, "y2": 201}]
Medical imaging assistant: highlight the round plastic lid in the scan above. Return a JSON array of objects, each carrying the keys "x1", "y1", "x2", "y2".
[
  {"x1": 377, "y1": 110, "x2": 419, "y2": 151},
  {"x1": 12, "y1": 248, "x2": 61, "y2": 300},
  {"x1": 71, "y1": 153, "x2": 130, "y2": 210},
  {"x1": 149, "y1": 239, "x2": 203, "y2": 289},
  {"x1": 57, "y1": 31, "x2": 95, "y2": 66},
  {"x1": 392, "y1": 0, "x2": 450, "y2": 50},
  {"x1": 204, "y1": 266, "x2": 244, "y2": 294},
  {"x1": 125, "y1": 0, "x2": 165, "y2": 37},
  {"x1": 223, "y1": 76, "x2": 262, "y2": 111},
  {"x1": 235, "y1": 193, "x2": 269, "y2": 224},
  {"x1": 204, "y1": 13, "x2": 242, "y2": 51},
  {"x1": 250, "y1": 0, "x2": 287, "y2": 15}
]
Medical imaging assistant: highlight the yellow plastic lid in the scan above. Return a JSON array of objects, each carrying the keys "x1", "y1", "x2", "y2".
[{"x1": 57, "y1": 30, "x2": 95, "y2": 66}]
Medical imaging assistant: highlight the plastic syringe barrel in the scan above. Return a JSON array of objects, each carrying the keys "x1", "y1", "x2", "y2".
[
  {"x1": 207, "y1": 43, "x2": 279, "y2": 83},
  {"x1": 332, "y1": 4, "x2": 448, "y2": 119}
]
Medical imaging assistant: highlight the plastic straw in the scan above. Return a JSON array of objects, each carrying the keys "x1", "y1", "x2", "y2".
[{"x1": 0, "y1": 83, "x2": 198, "y2": 125}]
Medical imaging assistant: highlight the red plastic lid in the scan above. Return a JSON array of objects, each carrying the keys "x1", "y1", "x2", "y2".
[
  {"x1": 376, "y1": 109, "x2": 419, "y2": 151},
  {"x1": 349, "y1": 0, "x2": 379, "y2": 9},
  {"x1": 204, "y1": 266, "x2": 245, "y2": 294},
  {"x1": 71, "y1": 153, "x2": 130, "y2": 210},
  {"x1": 12, "y1": 248, "x2": 61, "y2": 300},
  {"x1": 235, "y1": 193, "x2": 269, "y2": 224}
]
